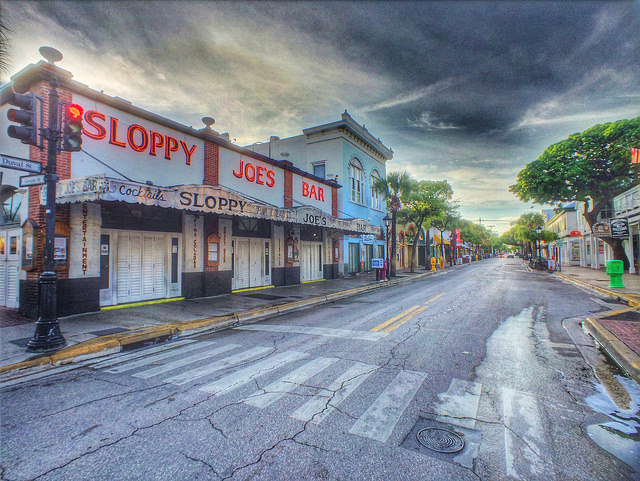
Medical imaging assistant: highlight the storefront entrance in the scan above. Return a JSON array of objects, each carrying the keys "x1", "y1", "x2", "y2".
[
  {"x1": 300, "y1": 241, "x2": 323, "y2": 282},
  {"x1": 101, "y1": 230, "x2": 181, "y2": 306},
  {"x1": 0, "y1": 227, "x2": 20, "y2": 308},
  {"x1": 232, "y1": 238, "x2": 271, "y2": 290}
]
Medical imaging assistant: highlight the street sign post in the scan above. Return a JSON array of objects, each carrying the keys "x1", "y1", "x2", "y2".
[
  {"x1": 0, "y1": 153, "x2": 42, "y2": 173},
  {"x1": 19, "y1": 173, "x2": 47, "y2": 187}
]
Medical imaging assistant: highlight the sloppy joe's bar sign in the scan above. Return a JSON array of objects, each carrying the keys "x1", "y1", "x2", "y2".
[{"x1": 48, "y1": 177, "x2": 379, "y2": 235}]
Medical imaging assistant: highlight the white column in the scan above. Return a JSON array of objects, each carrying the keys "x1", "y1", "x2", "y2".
[{"x1": 626, "y1": 229, "x2": 636, "y2": 274}]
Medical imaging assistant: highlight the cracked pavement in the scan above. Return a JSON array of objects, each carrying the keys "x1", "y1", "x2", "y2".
[{"x1": 1, "y1": 259, "x2": 638, "y2": 480}]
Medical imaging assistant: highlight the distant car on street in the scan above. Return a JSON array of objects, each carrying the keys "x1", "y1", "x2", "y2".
[{"x1": 507, "y1": 253, "x2": 514, "y2": 258}]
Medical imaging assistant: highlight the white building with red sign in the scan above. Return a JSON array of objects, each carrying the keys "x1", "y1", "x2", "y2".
[
  {"x1": 0, "y1": 61, "x2": 381, "y2": 316},
  {"x1": 245, "y1": 111, "x2": 393, "y2": 276}
]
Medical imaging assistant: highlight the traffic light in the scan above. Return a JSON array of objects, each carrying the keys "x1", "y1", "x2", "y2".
[
  {"x1": 62, "y1": 103, "x2": 84, "y2": 152},
  {"x1": 7, "y1": 92, "x2": 37, "y2": 145}
]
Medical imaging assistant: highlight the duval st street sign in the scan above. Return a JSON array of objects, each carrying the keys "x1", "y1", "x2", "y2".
[{"x1": 0, "y1": 153, "x2": 43, "y2": 173}]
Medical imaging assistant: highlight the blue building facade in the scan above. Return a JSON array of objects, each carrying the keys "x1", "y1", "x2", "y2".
[{"x1": 246, "y1": 111, "x2": 393, "y2": 276}]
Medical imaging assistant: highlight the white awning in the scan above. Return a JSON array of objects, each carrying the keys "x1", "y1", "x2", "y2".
[{"x1": 41, "y1": 176, "x2": 381, "y2": 236}]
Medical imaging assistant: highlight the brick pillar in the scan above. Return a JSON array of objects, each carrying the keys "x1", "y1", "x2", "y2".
[
  {"x1": 332, "y1": 186, "x2": 338, "y2": 217},
  {"x1": 25, "y1": 79, "x2": 72, "y2": 281},
  {"x1": 204, "y1": 141, "x2": 219, "y2": 185},
  {"x1": 284, "y1": 170, "x2": 293, "y2": 208}
]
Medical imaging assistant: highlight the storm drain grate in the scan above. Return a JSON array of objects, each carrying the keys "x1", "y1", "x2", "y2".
[{"x1": 417, "y1": 428, "x2": 465, "y2": 453}]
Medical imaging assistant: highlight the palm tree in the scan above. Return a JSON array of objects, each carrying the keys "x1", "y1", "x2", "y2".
[
  {"x1": 373, "y1": 171, "x2": 412, "y2": 277},
  {"x1": 0, "y1": 3, "x2": 10, "y2": 78}
]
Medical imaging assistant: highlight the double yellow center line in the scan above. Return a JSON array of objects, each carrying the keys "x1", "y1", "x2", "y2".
[{"x1": 370, "y1": 293, "x2": 444, "y2": 333}]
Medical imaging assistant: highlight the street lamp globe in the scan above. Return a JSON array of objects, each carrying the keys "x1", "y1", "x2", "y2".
[
  {"x1": 383, "y1": 215, "x2": 391, "y2": 228},
  {"x1": 535, "y1": 226, "x2": 542, "y2": 234}
]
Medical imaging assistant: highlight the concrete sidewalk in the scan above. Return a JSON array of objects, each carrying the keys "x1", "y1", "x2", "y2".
[
  {"x1": 554, "y1": 265, "x2": 640, "y2": 383},
  {"x1": 0, "y1": 265, "x2": 444, "y2": 376}
]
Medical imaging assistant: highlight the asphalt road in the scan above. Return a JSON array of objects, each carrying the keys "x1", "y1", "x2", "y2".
[{"x1": 2, "y1": 259, "x2": 639, "y2": 481}]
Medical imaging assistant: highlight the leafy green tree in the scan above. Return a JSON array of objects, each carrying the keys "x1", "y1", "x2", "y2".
[
  {"x1": 398, "y1": 179, "x2": 452, "y2": 272},
  {"x1": 510, "y1": 117, "x2": 640, "y2": 268},
  {"x1": 499, "y1": 227, "x2": 522, "y2": 248},
  {"x1": 457, "y1": 219, "x2": 489, "y2": 258},
  {"x1": 373, "y1": 171, "x2": 413, "y2": 276},
  {"x1": 431, "y1": 200, "x2": 459, "y2": 266}
]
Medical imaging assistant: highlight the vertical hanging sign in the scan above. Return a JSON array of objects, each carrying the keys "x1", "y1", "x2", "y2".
[
  {"x1": 193, "y1": 215, "x2": 198, "y2": 269},
  {"x1": 81, "y1": 203, "x2": 88, "y2": 275}
]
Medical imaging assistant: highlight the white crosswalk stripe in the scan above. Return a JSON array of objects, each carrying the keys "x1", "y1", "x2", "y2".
[
  {"x1": 105, "y1": 341, "x2": 218, "y2": 374},
  {"x1": 502, "y1": 387, "x2": 556, "y2": 481},
  {"x1": 291, "y1": 362, "x2": 377, "y2": 424},
  {"x1": 165, "y1": 346, "x2": 272, "y2": 386},
  {"x1": 235, "y1": 324, "x2": 388, "y2": 342},
  {"x1": 244, "y1": 357, "x2": 339, "y2": 408},
  {"x1": 349, "y1": 370, "x2": 427, "y2": 442},
  {"x1": 90, "y1": 339, "x2": 196, "y2": 369},
  {"x1": 436, "y1": 378, "x2": 482, "y2": 429},
  {"x1": 133, "y1": 344, "x2": 241, "y2": 379},
  {"x1": 199, "y1": 351, "x2": 309, "y2": 395}
]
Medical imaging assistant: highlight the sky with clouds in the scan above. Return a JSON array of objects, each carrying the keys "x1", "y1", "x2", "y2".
[{"x1": 3, "y1": 1, "x2": 640, "y2": 233}]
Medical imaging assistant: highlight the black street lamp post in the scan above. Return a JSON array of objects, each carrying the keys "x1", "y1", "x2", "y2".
[
  {"x1": 383, "y1": 215, "x2": 391, "y2": 279},
  {"x1": 535, "y1": 225, "x2": 542, "y2": 270},
  {"x1": 27, "y1": 50, "x2": 66, "y2": 352}
]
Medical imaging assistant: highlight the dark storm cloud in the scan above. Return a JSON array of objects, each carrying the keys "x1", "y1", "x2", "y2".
[
  {"x1": 4, "y1": 1, "x2": 640, "y2": 231},
  {"x1": 258, "y1": 1, "x2": 640, "y2": 133}
]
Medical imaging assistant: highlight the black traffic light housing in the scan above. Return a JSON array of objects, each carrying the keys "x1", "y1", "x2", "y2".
[
  {"x1": 7, "y1": 91, "x2": 38, "y2": 145},
  {"x1": 62, "y1": 103, "x2": 84, "y2": 152}
]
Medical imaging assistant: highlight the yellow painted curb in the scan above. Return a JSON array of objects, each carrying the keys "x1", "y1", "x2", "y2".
[
  {"x1": 177, "y1": 314, "x2": 237, "y2": 332},
  {"x1": 116, "y1": 326, "x2": 180, "y2": 347},
  {"x1": 277, "y1": 296, "x2": 327, "y2": 312},
  {"x1": 0, "y1": 356, "x2": 51, "y2": 375},
  {"x1": 49, "y1": 338, "x2": 121, "y2": 364},
  {"x1": 237, "y1": 306, "x2": 281, "y2": 321}
]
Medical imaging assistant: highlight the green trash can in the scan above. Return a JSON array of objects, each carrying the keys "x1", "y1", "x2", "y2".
[{"x1": 606, "y1": 260, "x2": 625, "y2": 288}]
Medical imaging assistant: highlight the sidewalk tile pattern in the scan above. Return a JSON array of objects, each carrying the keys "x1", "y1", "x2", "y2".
[{"x1": 599, "y1": 320, "x2": 640, "y2": 356}]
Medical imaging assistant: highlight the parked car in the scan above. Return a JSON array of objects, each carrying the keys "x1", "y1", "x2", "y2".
[{"x1": 507, "y1": 253, "x2": 514, "y2": 258}]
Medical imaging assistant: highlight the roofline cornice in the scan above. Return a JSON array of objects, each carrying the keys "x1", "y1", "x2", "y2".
[
  {"x1": 1, "y1": 62, "x2": 340, "y2": 189},
  {"x1": 302, "y1": 111, "x2": 393, "y2": 160}
]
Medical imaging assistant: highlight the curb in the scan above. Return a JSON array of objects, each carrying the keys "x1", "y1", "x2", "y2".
[
  {"x1": 552, "y1": 271, "x2": 640, "y2": 383},
  {"x1": 0, "y1": 268, "x2": 441, "y2": 376},
  {"x1": 553, "y1": 272, "x2": 640, "y2": 308},
  {"x1": 583, "y1": 316, "x2": 640, "y2": 384}
]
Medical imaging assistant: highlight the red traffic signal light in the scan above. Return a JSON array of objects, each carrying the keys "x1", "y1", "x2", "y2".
[
  {"x1": 67, "y1": 104, "x2": 83, "y2": 120},
  {"x1": 62, "y1": 103, "x2": 84, "y2": 152}
]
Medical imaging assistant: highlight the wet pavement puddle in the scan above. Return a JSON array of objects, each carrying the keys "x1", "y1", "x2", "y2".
[{"x1": 585, "y1": 374, "x2": 640, "y2": 475}]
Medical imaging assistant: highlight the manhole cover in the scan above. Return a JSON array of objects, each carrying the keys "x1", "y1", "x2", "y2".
[{"x1": 417, "y1": 428, "x2": 465, "y2": 453}]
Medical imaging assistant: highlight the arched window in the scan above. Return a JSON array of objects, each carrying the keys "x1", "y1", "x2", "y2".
[
  {"x1": 370, "y1": 169, "x2": 381, "y2": 210},
  {"x1": 349, "y1": 158, "x2": 364, "y2": 204}
]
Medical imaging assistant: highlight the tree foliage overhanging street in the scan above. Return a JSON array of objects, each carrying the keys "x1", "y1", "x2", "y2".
[
  {"x1": 510, "y1": 116, "x2": 640, "y2": 268},
  {"x1": 375, "y1": 171, "x2": 501, "y2": 271}
]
